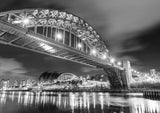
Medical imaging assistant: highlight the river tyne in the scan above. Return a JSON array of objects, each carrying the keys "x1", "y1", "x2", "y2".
[{"x1": 0, "y1": 91, "x2": 159, "y2": 113}]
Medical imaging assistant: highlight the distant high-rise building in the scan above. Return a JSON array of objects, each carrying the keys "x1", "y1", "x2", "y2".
[
  {"x1": 14, "y1": 80, "x2": 20, "y2": 88},
  {"x1": 1, "y1": 79, "x2": 10, "y2": 90},
  {"x1": 150, "y1": 69, "x2": 156, "y2": 76}
]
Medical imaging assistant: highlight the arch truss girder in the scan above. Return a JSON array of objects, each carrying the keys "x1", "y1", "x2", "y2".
[
  {"x1": 0, "y1": 19, "x2": 108, "y2": 68},
  {"x1": 0, "y1": 9, "x2": 108, "y2": 54}
]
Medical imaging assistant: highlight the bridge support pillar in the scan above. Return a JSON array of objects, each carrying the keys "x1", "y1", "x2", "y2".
[
  {"x1": 103, "y1": 60, "x2": 132, "y2": 89},
  {"x1": 104, "y1": 67, "x2": 125, "y2": 89},
  {"x1": 122, "y1": 60, "x2": 132, "y2": 89}
]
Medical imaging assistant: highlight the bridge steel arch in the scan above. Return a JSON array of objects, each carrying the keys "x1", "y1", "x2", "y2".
[{"x1": 0, "y1": 9, "x2": 130, "y2": 89}]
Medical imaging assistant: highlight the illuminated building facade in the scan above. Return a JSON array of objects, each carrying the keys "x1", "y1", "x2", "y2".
[
  {"x1": 150, "y1": 69, "x2": 156, "y2": 76},
  {"x1": 1, "y1": 79, "x2": 10, "y2": 90}
]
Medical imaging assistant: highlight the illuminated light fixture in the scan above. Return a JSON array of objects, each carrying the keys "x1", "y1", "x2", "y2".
[
  {"x1": 110, "y1": 57, "x2": 115, "y2": 63},
  {"x1": 12, "y1": 20, "x2": 21, "y2": 24},
  {"x1": 101, "y1": 53, "x2": 107, "y2": 60},
  {"x1": 40, "y1": 43, "x2": 56, "y2": 53},
  {"x1": 40, "y1": 43, "x2": 52, "y2": 50},
  {"x1": 77, "y1": 34, "x2": 82, "y2": 38},
  {"x1": 117, "y1": 61, "x2": 122, "y2": 66},
  {"x1": 13, "y1": 17, "x2": 31, "y2": 25},
  {"x1": 146, "y1": 73, "x2": 149, "y2": 76},
  {"x1": 82, "y1": 38, "x2": 86, "y2": 41},
  {"x1": 56, "y1": 33, "x2": 63, "y2": 40},
  {"x1": 91, "y1": 49, "x2": 97, "y2": 55},
  {"x1": 22, "y1": 18, "x2": 30, "y2": 25},
  {"x1": 77, "y1": 43, "x2": 83, "y2": 49}
]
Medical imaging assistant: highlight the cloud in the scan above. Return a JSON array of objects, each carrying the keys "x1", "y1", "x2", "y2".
[
  {"x1": 0, "y1": 57, "x2": 28, "y2": 80},
  {"x1": 0, "y1": 0, "x2": 70, "y2": 11},
  {"x1": 66, "y1": 0, "x2": 160, "y2": 55}
]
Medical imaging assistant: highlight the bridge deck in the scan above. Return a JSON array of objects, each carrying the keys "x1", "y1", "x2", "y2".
[{"x1": 0, "y1": 19, "x2": 121, "y2": 69}]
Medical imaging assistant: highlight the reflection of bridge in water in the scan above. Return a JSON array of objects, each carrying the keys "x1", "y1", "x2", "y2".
[
  {"x1": 0, "y1": 9, "x2": 132, "y2": 89},
  {"x1": 0, "y1": 91, "x2": 159, "y2": 113}
]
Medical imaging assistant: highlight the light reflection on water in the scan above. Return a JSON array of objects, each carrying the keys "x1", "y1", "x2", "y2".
[{"x1": 0, "y1": 91, "x2": 159, "y2": 113}]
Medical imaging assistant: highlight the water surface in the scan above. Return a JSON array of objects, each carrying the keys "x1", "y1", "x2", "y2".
[{"x1": 0, "y1": 91, "x2": 159, "y2": 113}]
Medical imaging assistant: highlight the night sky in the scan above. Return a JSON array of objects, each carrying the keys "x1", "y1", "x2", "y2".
[{"x1": 0, "y1": 0, "x2": 160, "y2": 80}]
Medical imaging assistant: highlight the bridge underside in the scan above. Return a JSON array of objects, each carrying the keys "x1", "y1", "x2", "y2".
[
  {"x1": 0, "y1": 19, "x2": 129, "y2": 89},
  {"x1": 0, "y1": 20, "x2": 108, "y2": 68}
]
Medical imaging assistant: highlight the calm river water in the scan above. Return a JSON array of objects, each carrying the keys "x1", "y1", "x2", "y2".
[{"x1": 0, "y1": 91, "x2": 159, "y2": 113}]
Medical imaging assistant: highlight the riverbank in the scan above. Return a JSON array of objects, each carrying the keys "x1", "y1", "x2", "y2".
[
  {"x1": 1, "y1": 88, "x2": 160, "y2": 94},
  {"x1": 0, "y1": 88, "x2": 148, "y2": 93}
]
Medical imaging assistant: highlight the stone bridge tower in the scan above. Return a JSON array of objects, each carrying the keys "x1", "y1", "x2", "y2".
[{"x1": 103, "y1": 60, "x2": 132, "y2": 89}]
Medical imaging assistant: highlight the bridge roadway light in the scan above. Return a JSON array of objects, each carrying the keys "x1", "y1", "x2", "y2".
[
  {"x1": 101, "y1": 54, "x2": 107, "y2": 60},
  {"x1": 22, "y1": 18, "x2": 30, "y2": 25},
  {"x1": 91, "y1": 49, "x2": 97, "y2": 56},
  {"x1": 110, "y1": 58, "x2": 115, "y2": 63},
  {"x1": 117, "y1": 61, "x2": 122, "y2": 66},
  {"x1": 134, "y1": 70, "x2": 137, "y2": 73},
  {"x1": 56, "y1": 33, "x2": 63, "y2": 40},
  {"x1": 13, "y1": 17, "x2": 31, "y2": 26},
  {"x1": 77, "y1": 43, "x2": 83, "y2": 49}
]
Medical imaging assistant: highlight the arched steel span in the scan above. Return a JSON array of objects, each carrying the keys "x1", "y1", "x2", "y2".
[
  {"x1": 0, "y1": 9, "x2": 108, "y2": 55},
  {"x1": 0, "y1": 9, "x2": 130, "y2": 89},
  {"x1": 0, "y1": 9, "x2": 114, "y2": 67}
]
